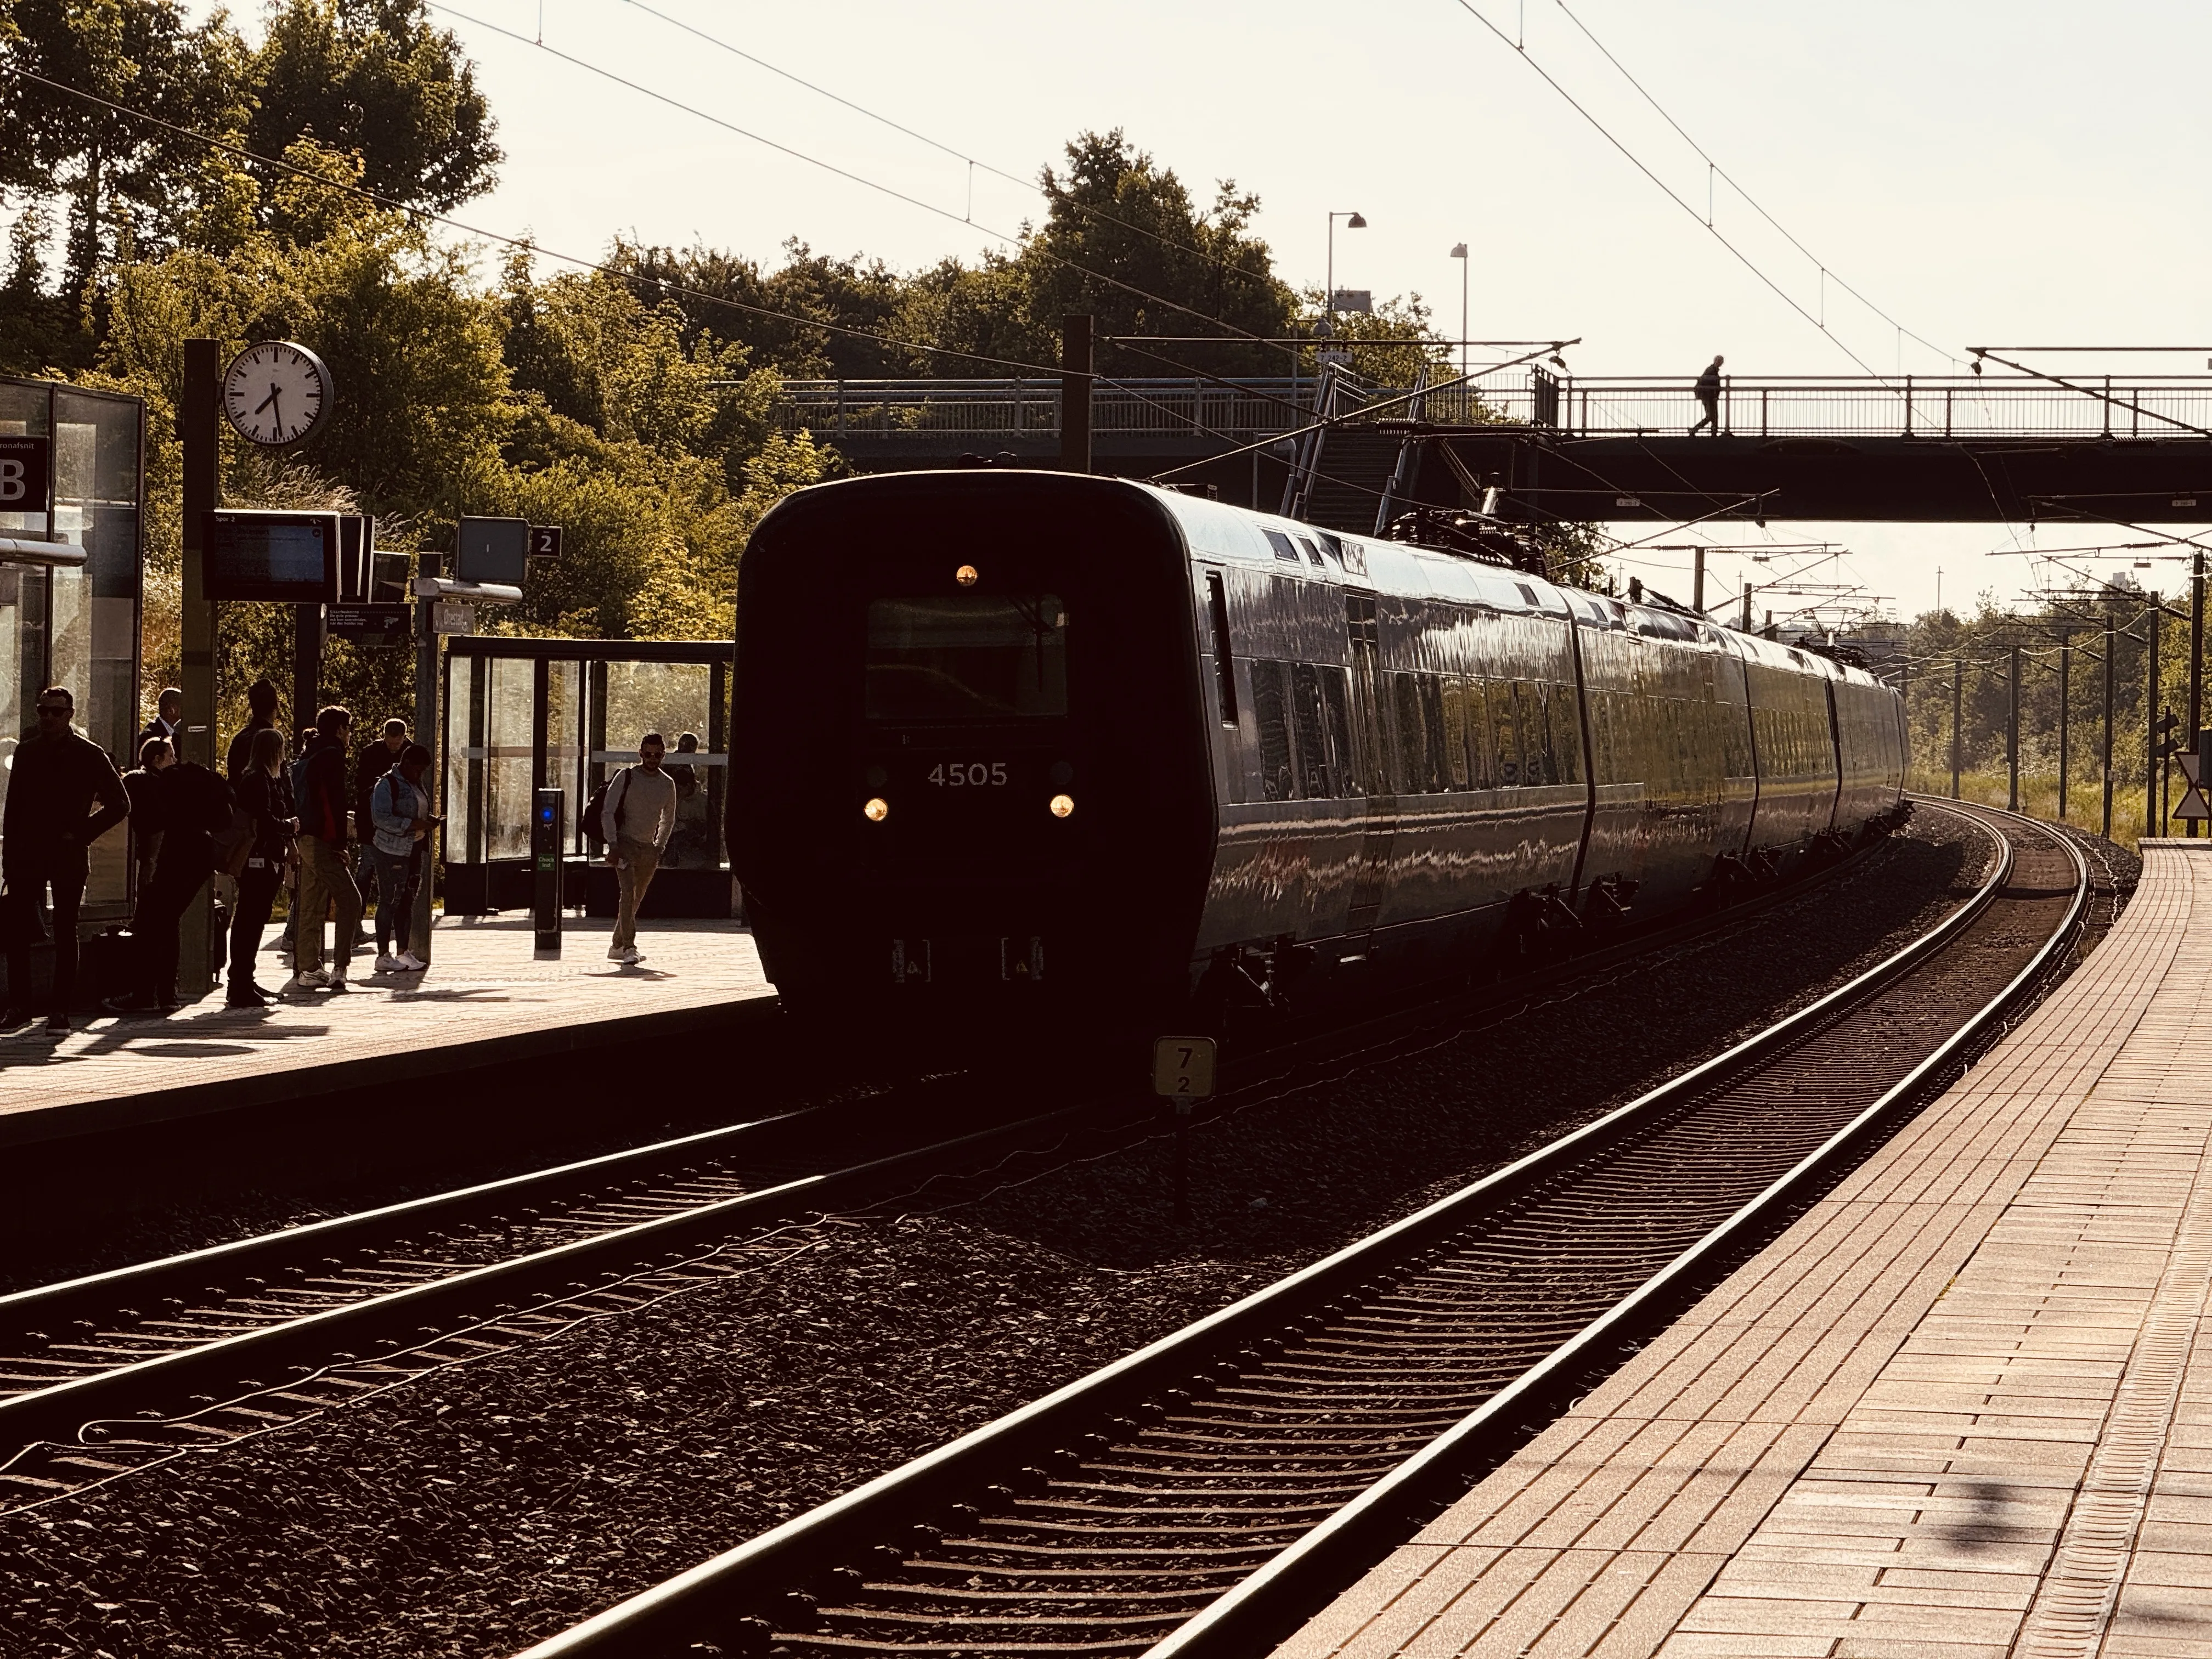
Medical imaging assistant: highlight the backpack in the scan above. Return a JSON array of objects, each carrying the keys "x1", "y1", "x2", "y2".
[
  {"x1": 213, "y1": 803, "x2": 256, "y2": 879},
  {"x1": 580, "y1": 767, "x2": 628, "y2": 845}
]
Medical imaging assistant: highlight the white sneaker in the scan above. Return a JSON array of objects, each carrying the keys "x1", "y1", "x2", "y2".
[
  {"x1": 623, "y1": 947, "x2": 645, "y2": 964},
  {"x1": 286, "y1": 968, "x2": 329, "y2": 991},
  {"x1": 328, "y1": 969, "x2": 348, "y2": 990},
  {"x1": 607, "y1": 944, "x2": 629, "y2": 962},
  {"x1": 397, "y1": 951, "x2": 427, "y2": 972},
  {"x1": 374, "y1": 954, "x2": 400, "y2": 974}
]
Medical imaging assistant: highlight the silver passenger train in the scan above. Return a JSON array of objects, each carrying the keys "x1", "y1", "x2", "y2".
[{"x1": 730, "y1": 471, "x2": 1908, "y2": 1043}]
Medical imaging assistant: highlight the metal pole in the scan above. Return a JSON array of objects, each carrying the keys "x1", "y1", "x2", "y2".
[
  {"x1": 292, "y1": 603, "x2": 324, "y2": 740},
  {"x1": 178, "y1": 339, "x2": 220, "y2": 997},
  {"x1": 2103, "y1": 611, "x2": 2115, "y2": 838},
  {"x1": 1951, "y1": 656, "x2": 1962, "y2": 800},
  {"x1": 1060, "y1": 314, "x2": 1092, "y2": 475},
  {"x1": 2191, "y1": 552, "x2": 2204, "y2": 836},
  {"x1": 2058, "y1": 629, "x2": 2070, "y2": 818},
  {"x1": 1692, "y1": 546, "x2": 1705, "y2": 615},
  {"x1": 1740, "y1": 579, "x2": 1752, "y2": 633},
  {"x1": 2007, "y1": 644, "x2": 2021, "y2": 811},
  {"x1": 2148, "y1": 601, "x2": 2161, "y2": 839},
  {"x1": 410, "y1": 553, "x2": 441, "y2": 965}
]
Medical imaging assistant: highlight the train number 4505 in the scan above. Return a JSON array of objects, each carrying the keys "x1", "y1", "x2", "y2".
[{"x1": 928, "y1": 761, "x2": 1008, "y2": 787}]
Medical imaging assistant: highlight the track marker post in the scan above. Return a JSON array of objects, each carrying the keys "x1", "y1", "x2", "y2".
[{"x1": 1154, "y1": 1037, "x2": 1217, "y2": 1227}]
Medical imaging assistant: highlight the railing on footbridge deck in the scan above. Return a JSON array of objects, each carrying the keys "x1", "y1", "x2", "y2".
[
  {"x1": 771, "y1": 372, "x2": 2212, "y2": 448},
  {"x1": 1484, "y1": 374, "x2": 2212, "y2": 442}
]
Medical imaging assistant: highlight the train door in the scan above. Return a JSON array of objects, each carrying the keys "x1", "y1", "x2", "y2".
[{"x1": 1343, "y1": 592, "x2": 1395, "y2": 941}]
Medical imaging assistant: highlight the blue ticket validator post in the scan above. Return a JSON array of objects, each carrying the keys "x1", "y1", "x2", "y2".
[{"x1": 533, "y1": 786, "x2": 565, "y2": 959}]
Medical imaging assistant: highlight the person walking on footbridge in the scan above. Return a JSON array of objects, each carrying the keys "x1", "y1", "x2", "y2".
[{"x1": 1690, "y1": 354, "x2": 1724, "y2": 436}]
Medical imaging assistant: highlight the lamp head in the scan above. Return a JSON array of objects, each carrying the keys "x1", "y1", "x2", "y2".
[
  {"x1": 1346, "y1": 212, "x2": 1367, "y2": 229},
  {"x1": 1449, "y1": 242, "x2": 1468, "y2": 258}
]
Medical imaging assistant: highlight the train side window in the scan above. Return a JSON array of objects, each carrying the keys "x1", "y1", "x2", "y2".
[
  {"x1": 1461, "y1": 679, "x2": 1492, "y2": 788},
  {"x1": 1205, "y1": 572, "x2": 1239, "y2": 726},
  {"x1": 1391, "y1": 674, "x2": 1426, "y2": 795},
  {"x1": 1418, "y1": 675, "x2": 1451, "y2": 791},
  {"x1": 1493, "y1": 679, "x2": 1524, "y2": 786},
  {"x1": 1317, "y1": 667, "x2": 1358, "y2": 795},
  {"x1": 1440, "y1": 678, "x2": 1473, "y2": 790},
  {"x1": 1508, "y1": 682, "x2": 1545, "y2": 785},
  {"x1": 1549, "y1": 686, "x2": 1583, "y2": 785},
  {"x1": 1289, "y1": 663, "x2": 1334, "y2": 796},
  {"x1": 1252, "y1": 661, "x2": 1295, "y2": 800},
  {"x1": 1263, "y1": 529, "x2": 1301, "y2": 563},
  {"x1": 1295, "y1": 535, "x2": 1325, "y2": 568}
]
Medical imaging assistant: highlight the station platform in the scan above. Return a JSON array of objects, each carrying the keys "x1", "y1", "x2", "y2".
[
  {"x1": 1280, "y1": 839, "x2": 2212, "y2": 1658},
  {"x1": 0, "y1": 914, "x2": 772, "y2": 1153}
]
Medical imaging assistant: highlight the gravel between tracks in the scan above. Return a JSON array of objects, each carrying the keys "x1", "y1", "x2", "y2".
[{"x1": 0, "y1": 813, "x2": 2047, "y2": 1659}]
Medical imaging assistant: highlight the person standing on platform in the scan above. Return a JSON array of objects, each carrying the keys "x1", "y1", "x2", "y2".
[
  {"x1": 603, "y1": 731, "x2": 676, "y2": 966},
  {"x1": 112, "y1": 747, "x2": 233, "y2": 1014},
  {"x1": 369, "y1": 742, "x2": 436, "y2": 973},
  {"x1": 227, "y1": 727, "x2": 297, "y2": 1007},
  {"x1": 1, "y1": 687, "x2": 129, "y2": 1035},
  {"x1": 138, "y1": 687, "x2": 182, "y2": 751},
  {"x1": 289, "y1": 705, "x2": 362, "y2": 991},
  {"x1": 1689, "y1": 354, "x2": 1724, "y2": 436},
  {"x1": 225, "y1": 678, "x2": 281, "y2": 781},
  {"x1": 122, "y1": 735, "x2": 174, "y2": 917},
  {"x1": 353, "y1": 718, "x2": 407, "y2": 891}
]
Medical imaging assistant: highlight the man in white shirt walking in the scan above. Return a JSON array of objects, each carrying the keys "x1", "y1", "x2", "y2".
[{"x1": 602, "y1": 731, "x2": 677, "y2": 964}]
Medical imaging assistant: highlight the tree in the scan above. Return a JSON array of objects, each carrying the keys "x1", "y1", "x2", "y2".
[
  {"x1": 1016, "y1": 129, "x2": 1296, "y2": 377},
  {"x1": 246, "y1": 0, "x2": 500, "y2": 215},
  {"x1": 0, "y1": 0, "x2": 249, "y2": 319}
]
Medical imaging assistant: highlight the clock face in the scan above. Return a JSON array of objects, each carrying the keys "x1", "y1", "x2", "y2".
[{"x1": 222, "y1": 341, "x2": 331, "y2": 446}]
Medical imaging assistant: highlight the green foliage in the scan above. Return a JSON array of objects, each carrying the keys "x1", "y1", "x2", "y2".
[
  {"x1": 246, "y1": 0, "x2": 499, "y2": 215},
  {"x1": 1893, "y1": 580, "x2": 2196, "y2": 844}
]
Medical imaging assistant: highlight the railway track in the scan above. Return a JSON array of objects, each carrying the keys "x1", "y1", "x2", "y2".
[
  {"x1": 512, "y1": 801, "x2": 2087, "y2": 1659},
  {"x1": 0, "y1": 814, "x2": 1945, "y2": 1515}
]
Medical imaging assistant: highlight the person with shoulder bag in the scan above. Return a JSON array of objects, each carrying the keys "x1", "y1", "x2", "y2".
[
  {"x1": 369, "y1": 743, "x2": 437, "y2": 973},
  {"x1": 599, "y1": 731, "x2": 677, "y2": 966},
  {"x1": 225, "y1": 727, "x2": 297, "y2": 1007}
]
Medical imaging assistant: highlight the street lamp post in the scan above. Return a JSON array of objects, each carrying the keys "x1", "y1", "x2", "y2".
[
  {"x1": 1450, "y1": 242, "x2": 1469, "y2": 382},
  {"x1": 1326, "y1": 211, "x2": 1366, "y2": 328}
]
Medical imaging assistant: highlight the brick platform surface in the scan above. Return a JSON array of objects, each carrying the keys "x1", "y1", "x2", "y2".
[
  {"x1": 1278, "y1": 841, "x2": 2212, "y2": 1659},
  {"x1": 0, "y1": 914, "x2": 772, "y2": 1149}
]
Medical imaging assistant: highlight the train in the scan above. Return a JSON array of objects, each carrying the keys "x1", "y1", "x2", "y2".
[{"x1": 728, "y1": 470, "x2": 1908, "y2": 1048}]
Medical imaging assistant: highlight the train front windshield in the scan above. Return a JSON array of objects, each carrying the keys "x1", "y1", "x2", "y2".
[{"x1": 865, "y1": 594, "x2": 1070, "y2": 721}]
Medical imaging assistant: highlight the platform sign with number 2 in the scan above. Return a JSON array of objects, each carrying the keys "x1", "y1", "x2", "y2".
[{"x1": 1153, "y1": 1037, "x2": 1217, "y2": 1113}]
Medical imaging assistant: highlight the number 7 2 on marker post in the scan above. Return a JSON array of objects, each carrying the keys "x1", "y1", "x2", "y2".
[{"x1": 1153, "y1": 1037, "x2": 1217, "y2": 1110}]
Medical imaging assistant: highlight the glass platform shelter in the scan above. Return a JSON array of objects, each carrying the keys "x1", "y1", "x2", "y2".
[
  {"x1": 0, "y1": 376, "x2": 145, "y2": 923},
  {"x1": 441, "y1": 636, "x2": 735, "y2": 917}
]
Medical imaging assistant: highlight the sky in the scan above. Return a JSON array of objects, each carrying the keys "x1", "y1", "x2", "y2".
[{"x1": 221, "y1": 1, "x2": 2212, "y2": 624}]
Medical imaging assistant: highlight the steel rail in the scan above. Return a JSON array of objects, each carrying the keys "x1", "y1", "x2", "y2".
[
  {"x1": 0, "y1": 1099, "x2": 1130, "y2": 1461},
  {"x1": 510, "y1": 803, "x2": 2068, "y2": 1659},
  {"x1": 0, "y1": 818, "x2": 1905, "y2": 1452},
  {"x1": 1148, "y1": 803, "x2": 2087, "y2": 1658}
]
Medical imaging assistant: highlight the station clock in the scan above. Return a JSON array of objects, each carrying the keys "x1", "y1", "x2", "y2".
[{"x1": 221, "y1": 341, "x2": 333, "y2": 447}]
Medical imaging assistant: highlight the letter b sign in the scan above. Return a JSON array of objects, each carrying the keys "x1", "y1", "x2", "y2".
[{"x1": 0, "y1": 438, "x2": 50, "y2": 509}]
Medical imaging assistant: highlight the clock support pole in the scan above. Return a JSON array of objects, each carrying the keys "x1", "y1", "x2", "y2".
[{"x1": 178, "y1": 340, "x2": 219, "y2": 996}]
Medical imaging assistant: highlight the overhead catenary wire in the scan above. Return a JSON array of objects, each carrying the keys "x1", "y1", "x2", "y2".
[
  {"x1": 607, "y1": 0, "x2": 1280, "y2": 286},
  {"x1": 0, "y1": 63, "x2": 1097, "y2": 380},
  {"x1": 1444, "y1": 0, "x2": 1898, "y2": 384},
  {"x1": 1545, "y1": 0, "x2": 1957, "y2": 372},
  {"x1": 430, "y1": 2, "x2": 1293, "y2": 351}
]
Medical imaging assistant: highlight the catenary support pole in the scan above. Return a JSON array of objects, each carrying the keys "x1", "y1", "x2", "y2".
[
  {"x1": 1951, "y1": 656, "x2": 1963, "y2": 800},
  {"x1": 178, "y1": 340, "x2": 219, "y2": 997},
  {"x1": 2144, "y1": 608, "x2": 2159, "y2": 834},
  {"x1": 2191, "y1": 553, "x2": 2204, "y2": 836},
  {"x1": 1691, "y1": 546, "x2": 1705, "y2": 615},
  {"x1": 1740, "y1": 579, "x2": 1752, "y2": 633},
  {"x1": 2103, "y1": 612, "x2": 2116, "y2": 839},
  {"x1": 1060, "y1": 314, "x2": 1092, "y2": 475},
  {"x1": 2058, "y1": 629, "x2": 2071, "y2": 818},
  {"x1": 2007, "y1": 644, "x2": 2021, "y2": 812}
]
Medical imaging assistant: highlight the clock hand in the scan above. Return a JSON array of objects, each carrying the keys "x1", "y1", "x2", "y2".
[{"x1": 253, "y1": 382, "x2": 279, "y2": 416}]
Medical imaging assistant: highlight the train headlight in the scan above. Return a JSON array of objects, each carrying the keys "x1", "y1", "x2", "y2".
[
  {"x1": 955, "y1": 563, "x2": 979, "y2": 587},
  {"x1": 864, "y1": 797, "x2": 890, "y2": 822},
  {"x1": 1049, "y1": 793, "x2": 1075, "y2": 819}
]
